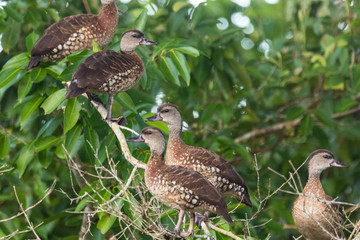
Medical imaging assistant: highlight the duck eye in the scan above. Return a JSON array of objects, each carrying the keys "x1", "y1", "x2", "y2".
[
  {"x1": 132, "y1": 34, "x2": 139, "y2": 38},
  {"x1": 162, "y1": 109, "x2": 170, "y2": 113},
  {"x1": 323, "y1": 154, "x2": 331, "y2": 159}
]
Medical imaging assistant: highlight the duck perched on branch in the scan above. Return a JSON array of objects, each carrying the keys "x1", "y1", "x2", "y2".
[
  {"x1": 292, "y1": 149, "x2": 347, "y2": 240},
  {"x1": 27, "y1": 0, "x2": 119, "y2": 71},
  {"x1": 146, "y1": 104, "x2": 252, "y2": 210},
  {"x1": 128, "y1": 127, "x2": 232, "y2": 237},
  {"x1": 65, "y1": 29, "x2": 156, "y2": 121}
]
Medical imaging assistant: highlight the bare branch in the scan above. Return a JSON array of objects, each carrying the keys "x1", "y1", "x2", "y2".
[
  {"x1": 0, "y1": 180, "x2": 56, "y2": 223},
  {"x1": 13, "y1": 186, "x2": 41, "y2": 240}
]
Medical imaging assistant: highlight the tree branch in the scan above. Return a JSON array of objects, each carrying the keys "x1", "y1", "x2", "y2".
[
  {"x1": 89, "y1": 100, "x2": 146, "y2": 169},
  {"x1": 235, "y1": 105, "x2": 360, "y2": 143}
]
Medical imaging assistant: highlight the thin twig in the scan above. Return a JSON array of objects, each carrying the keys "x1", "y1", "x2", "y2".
[
  {"x1": 13, "y1": 186, "x2": 41, "y2": 240},
  {"x1": 0, "y1": 180, "x2": 56, "y2": 223}
]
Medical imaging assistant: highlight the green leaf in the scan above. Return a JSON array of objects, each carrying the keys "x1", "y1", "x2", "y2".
[
  {"x1": 0, "y1": 68, "x2": 22, "y2": 89},
  {"x1": 134, "y1": 9, "x2": 148, "y2": 31},
  {"x1": 25, "y1": 8, "x2": 42, "y2": 29},
  {"x1": 285, "y1": 106, "x2": 304, "y2": 120},
  {"x1": 35, "y1": 136, "x2": 61, "y2": 152},
  {"x1": 59, "y1": 64, "x2": 79, "y2": 82},
  {"x1": 97, "y1": 213, "x2": 118, "y2": 234},
  {"x1": 39, "y1": 149, "x2": 53, "y2": 169},
  {"x1": 3, "y1": 5, "x2": 23, "y2": 23},
  {"x1": 30, "y1": 67, "x2": 47, "y2": 83},
  {"x1": 1, "y1": 18, "x2": 21, "y2": 53},
  {"x1": 64, "y1": 98, "x2": 82, "y2": 134},
  {"x1": 84, "y1": 126, "x2": 100, "y2": 163},
  {"x1": 41, "y1": 89, "x2": 66, "y2": 114},
  {"x1": 17, "y1": 75, "x2": 33, "y2": 100},
  {"x1": 312, "y1": 109, "x2": 334, "y2": 127},
  {"x1": 143, "y1": 113, "x2": 169, "y2": 134},
  {"x1": 174, "y1": 46, "x2": 200, "y2": 57},
  {"x1": 92, "y1": 40, "x2": 101, "y2": 52},
  {"x1": 116, "y1": 92, "x2": 138, "y2": 114},
  {"x1": 158, "y1": 56, "x2": 180, "y2": 86},
  {"x1": 20, "y1": 95, "x2": 45, "y2": 124},
  {"x1": 170, "y1": 50, "x2": 190, "y2": 86},
  {"x1": 66, "y1": 49, "x2": 92, "y2": 63},
  {"x1": 0, "y1": 134, "x2": 10, "y2": 159},
  {"x1": 26, "y1": 32, "x2": 39, "y2": 53},
  {"x1": 300, "y1": 116, "x2": 314, "y2": 137},
  {"x1": 75, "y1": 196, "x2": 91, "y2": 212},
  {"x1": 2, "y1": 53, "x2": 29, "y2": 70},
  {"x1": 17, "y1": 143, "x2": 35, "y2": 178},
  {"x1": 335, "y1": 98, "x2": 357, "y2": 113}
]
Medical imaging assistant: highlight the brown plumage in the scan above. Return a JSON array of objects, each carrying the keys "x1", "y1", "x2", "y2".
[
  {"x1": 292, "y1": 149, "x2": 347, "y2": 240},
  {"x1": 27, "y1": 0, "x2": 118, "y2": 71},
  {"x1": 128, "y1": 127, "x2": 232, "y2": 237},
  {"x1": 65, "y1": 29, "x2": 156, "y2": 121},
  {"x1": 146, "y1": 103, "x2": 252, "y2": 208}
]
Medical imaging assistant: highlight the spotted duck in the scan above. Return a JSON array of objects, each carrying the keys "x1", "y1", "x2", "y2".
[
  {"x1": 65, "y1": 29, "x2": 156, "y2": 121},
  {"x1": 146, "y1": 104, "x2": 252, "y2": 208},
  {"x1": 128, "y1": 127, "x2": 232, "y2": 237},
  {"x1": 27, "y1": 0, "x2": 119, "y2": 71},
  {"x1": 292, "y1": 149, "x2": 347, "y2": 240}
]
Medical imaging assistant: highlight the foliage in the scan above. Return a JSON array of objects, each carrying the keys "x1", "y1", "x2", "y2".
[{"x1": 0, "y1": 0, "x2": 360, "y2": 239}]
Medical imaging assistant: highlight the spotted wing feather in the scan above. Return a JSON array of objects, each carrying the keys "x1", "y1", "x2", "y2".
[
  {"x1": 73, "y1": 50, "x2": 143, "y2": 89},
  {"x1": 186, "y1": 146, "x2": 252, "y2": 206},
  {"x1": 31, "y1": 14, "x2": 98, "y2": 57},
  {"x1": 161, "y1": 165, "x2": 232, "y2": 224}
]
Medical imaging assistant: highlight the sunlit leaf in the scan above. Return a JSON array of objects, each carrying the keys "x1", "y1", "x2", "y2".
[
  {"x1": 158, "y1": 56, "x2": 180, "y2": 86},
  {"x1": 134, "y1": 9, "x2": 148, "y2": 31},
  {"x1": 170, "y1": 50, "x2": 190, "y2": 86},
  {"x1": 97, "y1": 213, "x2": 118, "y2": 234},
  {"x1": 41, "y1": 89, "x2": 66, "y2": 115},
  {"x1": 35, "y1": 136, "x2": 61, "y2": 152},
  {"x1": 174, "y1": 46, "x2": 200, "y2": 57}
]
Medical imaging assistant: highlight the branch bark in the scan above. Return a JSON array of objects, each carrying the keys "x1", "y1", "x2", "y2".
[{"x1": 235, "y1": 105, "x2": 360, "y2": 143}]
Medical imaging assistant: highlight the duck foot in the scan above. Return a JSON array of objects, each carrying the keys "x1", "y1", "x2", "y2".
[
  {"x1": 86, "y1": 93, "x2": 105, "y2": 108},
  {"x1": 180, "y1": 230, "x2": 194, "y2": 238},
  {"x1": 194, "y1": 211, "x2": 209, "y2": 229},
  {"x1": 108, "y1": 116, "x2": 128, "y2": 126}
]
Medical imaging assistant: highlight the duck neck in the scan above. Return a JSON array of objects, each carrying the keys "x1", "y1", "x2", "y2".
[
  {"x1": 147, "y1": 152, "x2": 165, "y2": 169},
  {"x1": 304, "y1": 173, "x2": 326, "y2": 198},
  {"x1": 99, "y1": 3, "x2": 118, "y2": 27},
  {"x1": 168, "y1": 121, "x2": 183, "y2": 143}
]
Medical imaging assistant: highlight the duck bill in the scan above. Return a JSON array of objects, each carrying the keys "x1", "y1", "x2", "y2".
[
  {"x1": 330, "y1": 159, "x2": 348, "y2": 168},
  {"x1": 140, "y1": 38, "x2": 157, "y2": 46},
  {"x1": 145, "y1": 113, "x2": 162, "y2": 122},
  {"x1": 127, "y1": 135, "x2": 145, "y2": 142}
]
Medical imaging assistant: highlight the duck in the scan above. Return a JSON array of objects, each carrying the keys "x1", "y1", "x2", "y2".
[
  {"x1": 65, "y1": 29, "x2": 156, "y2": 121},
  {"x1": 27, "y1": 0, "x2": 119, "y2": 71},
  {"x1": 292, "y1": 149, "x2": 347, "y2": 240},
  {"x1": 127, "y1": 126, "x2": 233, "y2": 237},
  {"x1": 146, "y1": 103, "x2": 252, "y2": 223}
]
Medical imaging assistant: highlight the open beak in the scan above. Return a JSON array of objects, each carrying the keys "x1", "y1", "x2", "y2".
[
  {"x1": 145, "y1": 113, "x2": 162, "y2": 122},
  {"x1": 140, "y1": 37, "x2": 157, "y2": 46},
  {"x1": 127, "y1": 134, "x2": 145, "y2": 142},
  {"x1": 330, "y1": 159, "x2": 348, "y2": 168}
]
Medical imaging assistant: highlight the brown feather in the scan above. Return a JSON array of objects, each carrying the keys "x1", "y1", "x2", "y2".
[
  {"x1": 27, "y1": 3, "x2": 118, "y2": 71},
  {"x1": 69, "y1": 50, "x2": 143, "y2": 96}
]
